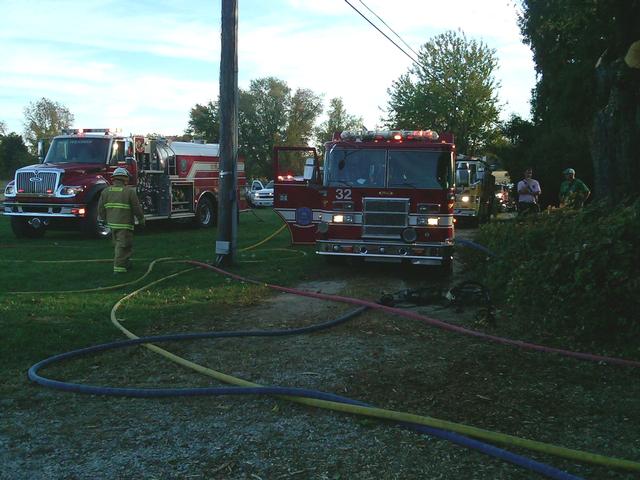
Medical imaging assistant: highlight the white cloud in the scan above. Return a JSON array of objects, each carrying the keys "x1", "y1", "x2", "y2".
[{"x1": 0, "y1": 0, "x2": 534, "y2": 137}]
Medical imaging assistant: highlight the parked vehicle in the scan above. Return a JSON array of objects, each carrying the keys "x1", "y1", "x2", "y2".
[
  {"x1": 246, "y1": 179, "x2": 274, "y2": 207},
  {"x1": 3, "y1": 128, "x2": 247, "y2": 238},
  {"x1": 494, "y1": 183, "x2": 516, "y2": 212},
  {"x1": 273, "y1": 129, "x2": 456, "y2": 270},
  {"x1": 454, "y1": 155, "x2": 495, "y2": 226}
]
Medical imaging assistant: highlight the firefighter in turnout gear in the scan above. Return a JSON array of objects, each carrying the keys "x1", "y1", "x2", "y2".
[{"x1": 98, "y1": 167, "x2": 145, "y2": 273}]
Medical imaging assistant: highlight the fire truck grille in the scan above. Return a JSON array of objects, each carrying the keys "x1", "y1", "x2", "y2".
[
  {"x1": 362, "y1": 198, "x2": 409, "y2": 239},
  {"x1": 16, "y1": 171, "x2": 59, "y2": 195}
]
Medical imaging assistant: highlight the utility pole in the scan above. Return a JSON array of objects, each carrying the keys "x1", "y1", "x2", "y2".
[{"x1": 215, "y1": 0, "x2": 238, "y2": 265}]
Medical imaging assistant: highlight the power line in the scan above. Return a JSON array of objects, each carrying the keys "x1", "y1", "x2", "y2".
[
  {"x1": 343, "y1": 0, "x2": 419, "y2": 66},
  {"x1": 356, "y1": 0, "x2": 421, "y2": 59},
  {"x1": 344, "y1": 0, "x2": 458, "y2": 99}
]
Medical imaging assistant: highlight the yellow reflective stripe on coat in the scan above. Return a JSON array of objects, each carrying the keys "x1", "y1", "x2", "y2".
[
  {"x1": 104, "y1": 203, "x2": 131, "y2": 209},
  {"x1": 107, "y1": 223, "x2": 134, "y2": 230},
  {"x1": 109, "y1": 187, "x2": 124, "y2": 192}
]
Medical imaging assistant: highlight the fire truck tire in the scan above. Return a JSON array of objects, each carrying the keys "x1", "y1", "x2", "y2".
[
  {"x1": 194, "y1": 196, "x2": 216, "y2": 228},
  {"x1": 81, "y1": 201, "x2": 110, "y2": 239},
  {"x1": 10, "y1": 217, "x2": 47, "y2": 239}
]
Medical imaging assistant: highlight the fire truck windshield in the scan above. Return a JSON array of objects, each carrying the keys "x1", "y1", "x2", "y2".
[
  {"x1": 43, "y1": 137, "x2": 110, "y2": 165},
  {"x1": 325, "y1": 147, "x2": 453, "y2": 189},
  {"x1": 388, "y1": 150, "x2": 451, "y2": 189},
  {"x1": 325, "y1": 148, "x2": 386, "y2": 187}
]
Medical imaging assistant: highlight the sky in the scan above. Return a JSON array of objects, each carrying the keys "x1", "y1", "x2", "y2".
[{"x1": 0, "y1": 0, "x2": 536, "y2": 138}]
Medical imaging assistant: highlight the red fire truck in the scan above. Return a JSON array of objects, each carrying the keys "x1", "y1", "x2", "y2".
[
  {"x1": 273, "y1": 129, "x2": 456, "y2": 269},
  {"x1": 3, "y1": 128, "x2": 246, "y2": 238}
]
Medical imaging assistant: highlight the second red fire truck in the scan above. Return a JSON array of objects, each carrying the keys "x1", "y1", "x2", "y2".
[
  {"x1": 273, "y1": 129, "x2": 456, "y2": 269},
  {"x1": 3, "y1": 128, "x2": 246, "y2": 238}
]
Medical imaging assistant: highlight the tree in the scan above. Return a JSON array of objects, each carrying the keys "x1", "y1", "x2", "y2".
[
  {"x1": 0, "y1": 121, "x2": 7, "y2": 136},
  {"x1": 186, "y1": 101, "x2": 220, "y2": 143},
  {"x1": 239, "y1": 77, "x2": 293, "y2": 178},
  {"x1": 186, "y1": 77, "x2": 323, "y2": 178},
  {"x1": 386, "y1": 30, "x2": 501, "y2": 155},
  {"x1": 0, "y1": 133, "x2": 33, "y2": 179},
  {"x1": 23, "y1": 98, "x2": 74, "y2": 153},
  {"x1": 518, "y1": 1, "x2": 640, "y2": 202},
  {"x1": 314, "y1": 97, "x2": 364, "y2": 153},
  {"x1": 284, "y1": 88, "x2": 324, "y2": 148}
]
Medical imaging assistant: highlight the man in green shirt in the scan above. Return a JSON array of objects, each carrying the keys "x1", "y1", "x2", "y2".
[
  {"x1": 98, "y1": 167, "x2": 145, "y2": 273},
  {"x1": 559, "y1": 168, "x2": 591, "y2": 208}
]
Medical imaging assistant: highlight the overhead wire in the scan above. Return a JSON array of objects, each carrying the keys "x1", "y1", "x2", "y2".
[
  {"x1": 343, "y1": 0, "x2": 419, "y2": 66},
  {"x1": 356, "y1": 0, "x2": 421, "y2": 58},
  {"x1": 343, "y1": 0, "x2": 459, "y2": 101}
]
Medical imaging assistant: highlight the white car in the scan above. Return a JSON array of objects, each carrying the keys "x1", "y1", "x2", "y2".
[{"x1": 246, "y1": 180, "x2": 274, "y2": 207}]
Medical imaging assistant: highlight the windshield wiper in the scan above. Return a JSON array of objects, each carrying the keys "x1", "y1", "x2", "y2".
[
  {"x1": 330, "y1": 180, "x2": 353, "y2": 187},
  {"x1": 390, "y1": 181, "x2": 418, "y2": 189}
]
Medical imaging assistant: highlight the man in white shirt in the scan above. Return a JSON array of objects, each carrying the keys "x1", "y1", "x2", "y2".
[{"x1": 517, "y1": 168, "x2": 541, "y2": 215}]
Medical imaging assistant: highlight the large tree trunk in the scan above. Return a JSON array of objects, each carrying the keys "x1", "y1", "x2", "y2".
[{"x1": 592, "y1": 28, "x2": 640, "y2": 203}]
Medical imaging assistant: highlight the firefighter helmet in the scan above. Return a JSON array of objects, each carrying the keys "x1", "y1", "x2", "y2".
[
  {"x1": 563, "y1": 168, "x2": 575, "y2": 175},
  {"x1": 112, "y1": 167, "x2": 130, "y2": 178}
]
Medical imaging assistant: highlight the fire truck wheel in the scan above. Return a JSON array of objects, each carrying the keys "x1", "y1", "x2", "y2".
[
  {"x1": 194, "y1": 197, "x2": 216, "y2": 228},
  {"x1": 81, "y1": 201, "x2": 110, "y2": 239},
  {"x1": 10, "y1": 217, "x2": 47, "y2": 239}
]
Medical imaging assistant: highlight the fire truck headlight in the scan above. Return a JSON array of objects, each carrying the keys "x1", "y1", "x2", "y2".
[
  {"x1": 317, "y1": 222, "x2": 329, "y2": 234},
  {"x1": 401, "y1": 227, "x2": 417, "y2": 243},
  {"x1": 427, "y1": 217, "x2": 439, "y2": 226},
  {"x1": 59, "y1": 185, "x2": 84, "y2": 197},
  {"x1": 461, "y1": 195, "x2": 470, "y2": 203},
  {"x1": 4, "y1": 181, "x2": 16, "y2": 197},
  {"x1": 333, "y1": 214, "x2": 353, "y2": 224}
]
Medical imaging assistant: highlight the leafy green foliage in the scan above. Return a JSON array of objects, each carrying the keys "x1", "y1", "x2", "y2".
[
  {"x1": 314, "y1": 97, "x2": 364, "y2": 154},
  {"x1": 186, "y1": 101, "x2": 220, "y2": 143},
  {"x1": 518, "y1": 1, "x2": 640, "y2": 201},
  {"x1": 22, "y1": 97, "x2": 74, "y2": 153},
  {"x1": 464, "y1": 202, "x2": 640, "y2": 344},
  {"x1": 186, "y1": 77, "x2": 323, "y2": 179},
  {"x1": 386, "y1": 30, "x2": 501, "y2": 155},
  {"x1": 0, "y1": 132, "x2": 34, "y2": 179},
  {"x1": 493, "y1": 115, "x2": 589, "y2": 209}
]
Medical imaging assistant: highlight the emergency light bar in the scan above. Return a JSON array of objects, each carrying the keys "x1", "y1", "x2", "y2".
[
  {"x1": 62, "y1": 128, "x2": 121, "y2": 135},
  {"x1": 339, "y1": 129, "x2": 439, "y2": 143}
]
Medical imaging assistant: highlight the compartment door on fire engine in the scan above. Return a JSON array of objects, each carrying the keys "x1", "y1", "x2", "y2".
[
  {"x1": 137, "y1": 141, "x2": 171, "y2": 216},
  {"x1": 273, "y1": 147, "x2": 322, "y2": 245}
]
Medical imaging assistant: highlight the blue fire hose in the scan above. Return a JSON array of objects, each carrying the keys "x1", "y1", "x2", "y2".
[{"x1": 29, "y1": 306, "x2": 582, "y2": 480}]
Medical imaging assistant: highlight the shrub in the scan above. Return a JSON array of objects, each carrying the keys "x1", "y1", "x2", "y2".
[{"x1": 462, "y1": 200, "x2": 640, "y2": 343}]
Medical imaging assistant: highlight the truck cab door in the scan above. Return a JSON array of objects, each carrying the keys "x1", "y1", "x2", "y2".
[
  {"x1": 108, "y1": 139, "x2": 138, "y2": 186},
  {"x1": 273, "y1": 146, "x2": 323, "y2": 245}
]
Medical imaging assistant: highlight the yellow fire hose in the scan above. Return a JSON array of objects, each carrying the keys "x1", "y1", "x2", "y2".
[
  {"x1": 109, "y1": 265, "x2": 640, "y2": 472},
  {"x1": 9, "y1": 223, "x2": 640, "y2": 472}
]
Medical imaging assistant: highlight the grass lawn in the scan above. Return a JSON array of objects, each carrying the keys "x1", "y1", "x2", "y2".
[
  {"x1": 0, "y1": 208, "x2": 324, "y2": 371},
  {"x1": 1, "y1": 209, "x2": 639, "y2": 479}
]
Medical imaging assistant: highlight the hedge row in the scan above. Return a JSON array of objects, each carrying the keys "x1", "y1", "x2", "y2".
[{"x1": 463, "y1": 200, "x2": 640, "y2": 345}]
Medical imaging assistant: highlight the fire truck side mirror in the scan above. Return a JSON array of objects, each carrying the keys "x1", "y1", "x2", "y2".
[
  {"x1": 303, "y1": 157, "x2": 316, "y2": 182},
  {"x1": 123, "y1": 139, "x2": 136, "y2": 166},
  {"x1": 37, "y1": 140, "x2": 45, "y2": 162}
]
